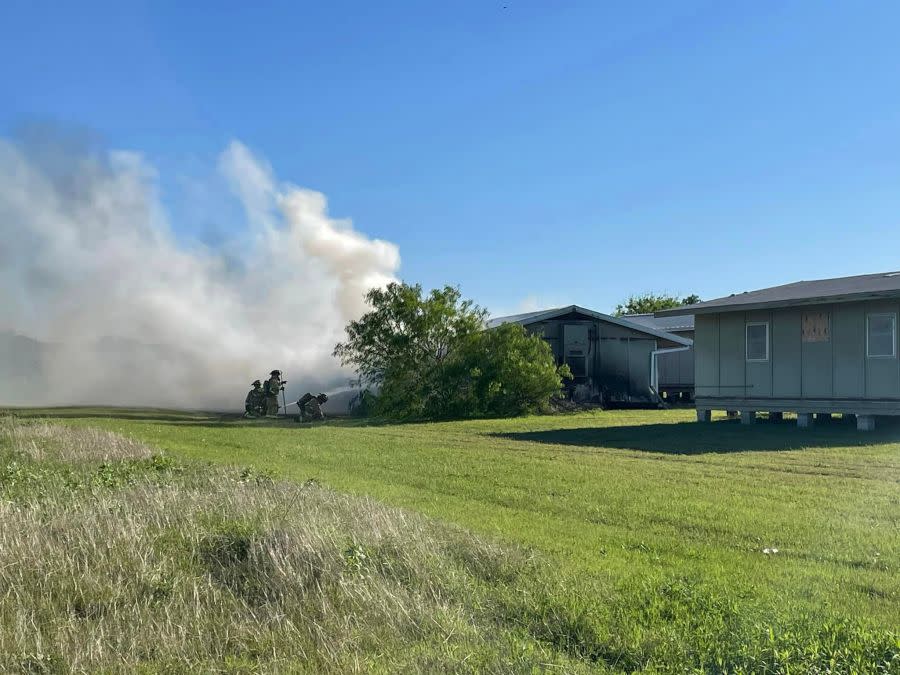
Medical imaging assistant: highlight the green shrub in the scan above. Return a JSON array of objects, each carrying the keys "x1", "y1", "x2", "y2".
[{"x1": 334, "y1": 282, "x2": 569, "y2": 420}]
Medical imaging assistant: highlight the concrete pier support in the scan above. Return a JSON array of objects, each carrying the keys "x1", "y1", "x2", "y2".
[
  {"x1": 741, "y1": 411, "x2": 756, "y2": 425},
  {"x1": 856, "y1": 415, "x2": 876, "y2": 431},
  {"x1": 797, "y1": 413, "x2": 813, "y2": 428},
  {"x1": 697, "y1": 409, "x2": 711, "y2": 423},
  {"x1": 769, "y1": 412, "x2": 784, "y2": 423}
]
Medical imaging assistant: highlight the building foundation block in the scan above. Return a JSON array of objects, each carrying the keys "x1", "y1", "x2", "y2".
[
  {"x1": 696, "y1": 409, "x2": 711, "y2": 423},
  {"x1": 797, "y1": 413, "x2": 813, "y2": 428},
  {"x1": 856, "y1": 415, "x2": 876, "y2": 431},
  {"x1": 740, "y1": 411, "x2": 756, "y2": 425}
]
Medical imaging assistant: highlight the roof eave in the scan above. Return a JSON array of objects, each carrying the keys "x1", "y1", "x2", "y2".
[
  {"x1": 656, "y1": 290, "x2": 900, "y2": 316},
  {"x1": 496, "y1": 305, "x2": 576, "y2": 326},
  {"x1": 502, "y1": 304, "x2": 692, "y2": 346}
]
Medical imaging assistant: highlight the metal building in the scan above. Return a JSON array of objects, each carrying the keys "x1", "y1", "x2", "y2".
[
  {"x1": 657, "y1": 271, "x2": 900, "y2": 430},
  {"x1": 626, "y1": 313, "x2": 695, "y2": 400},
  {"x1": 487, "y1": 305, "x2": 692, "y2": 404}
]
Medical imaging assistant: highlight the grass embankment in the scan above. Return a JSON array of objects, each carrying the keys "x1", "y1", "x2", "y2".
[
  {"x1": 0, "y1": 419, "x2": 597, "y2": 673},
  {"x1": 2, "y1": 409, "x2": 899, "y2": 672}
]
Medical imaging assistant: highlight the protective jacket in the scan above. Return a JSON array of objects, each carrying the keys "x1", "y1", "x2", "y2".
[
  {"x1": 245, "y1": 387, "x2": 264, "y2": 411},
  {"x1": 265, "y1": 375, "x2": 282, "y2": 397}
]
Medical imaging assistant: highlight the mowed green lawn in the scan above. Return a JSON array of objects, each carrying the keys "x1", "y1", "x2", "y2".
[{"x1": 16, "y1": 407, "x2": 898, "y2": 635}]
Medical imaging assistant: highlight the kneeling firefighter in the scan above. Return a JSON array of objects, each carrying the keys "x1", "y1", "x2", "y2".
[
  {"x1": 296, "y1": 392, "x2": 328, "y2": 422},
  {"x1": 244, "y1": 380, "x2": 265, "y2": 417}
]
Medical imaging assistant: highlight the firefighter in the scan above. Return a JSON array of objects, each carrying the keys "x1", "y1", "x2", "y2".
[
  {"x1": 296, "y1": 392, "x2": 328, "y2": 422},
  {"x1": 264, "y1": 370, "x2": 285, "y2": 418},
  {"x1": 244, "y1": 380, "x2": 265, "y2": 417}
]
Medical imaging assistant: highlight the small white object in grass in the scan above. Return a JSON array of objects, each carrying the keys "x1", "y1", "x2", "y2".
[{"x1": 762, "y1": 547, "x2": 779, "y2": 555}]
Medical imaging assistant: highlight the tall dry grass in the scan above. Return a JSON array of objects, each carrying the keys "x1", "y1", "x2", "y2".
[
  {"x1": 0, "y1": 419, "x2": 583, "y2": 674},
  {"x1": 1, "y1": 417, "x2": 155, "y2": 461}
]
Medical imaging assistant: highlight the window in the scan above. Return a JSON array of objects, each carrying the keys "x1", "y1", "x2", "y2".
[
  {"x1": 867, "y1": 313, "x2": 896, "y2": 358},
  {"x1": 746, "y1": 322, "x2": 769, "y2": 361}
]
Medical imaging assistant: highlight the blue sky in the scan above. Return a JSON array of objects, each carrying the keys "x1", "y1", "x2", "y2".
[{"x1": 3, "y1": 0, "x2": 900, "y2": 317}]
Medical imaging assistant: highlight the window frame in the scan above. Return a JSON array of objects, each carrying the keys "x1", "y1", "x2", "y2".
[
  {"x1": 866, "y1": 312, "x2": 897, "y2": 359},
  {"x1": 745, "y1": 321, "x2": 770, "y2": 363}
]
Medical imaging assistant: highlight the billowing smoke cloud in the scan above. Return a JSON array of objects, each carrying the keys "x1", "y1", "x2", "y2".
[{"x1": 0, "y1": 133, "x2": 399, "y2": 409}]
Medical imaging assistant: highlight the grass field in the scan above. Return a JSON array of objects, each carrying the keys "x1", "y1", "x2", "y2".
[{"x1": 2, "y1": 407, "x2": 899, "y2": 672}]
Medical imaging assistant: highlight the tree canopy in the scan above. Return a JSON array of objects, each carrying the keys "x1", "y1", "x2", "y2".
[
  {"x1": 613, "y1": 292, "x2": 701, "y2": 317},
  {"x1": 334, "y1": 283, "x2": 570, "y2": 419}
]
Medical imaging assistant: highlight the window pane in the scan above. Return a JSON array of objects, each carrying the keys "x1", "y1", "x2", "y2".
[
  {"x1": 747, "y1": 324, "x2": 767, "y2": 360},
  {"x1": 868, "y1": 315, "x2": 895, "y2": 357}
]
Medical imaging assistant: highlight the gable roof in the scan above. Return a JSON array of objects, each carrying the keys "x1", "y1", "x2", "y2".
[
  {"x1": 656, "y1": 271, "x2": 900, "y2": 316},
  {"x1": 624, "y1": 313, "x2": 694, "y2": 333},
  {"x1": 484, "y1": 308, "x2": 554, "y2": 328},
  {"x1": 487, "y1": 305, "x2": 692, "y2": 346}
]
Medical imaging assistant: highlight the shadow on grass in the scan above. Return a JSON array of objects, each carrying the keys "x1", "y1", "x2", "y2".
[{"x1": 494, "y1": 417, "x2": 900, "y2": 455}]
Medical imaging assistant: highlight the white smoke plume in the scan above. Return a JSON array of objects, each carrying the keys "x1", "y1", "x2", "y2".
[{"x1": 0, "y1": 132, "x2": 400, "y2": 409}]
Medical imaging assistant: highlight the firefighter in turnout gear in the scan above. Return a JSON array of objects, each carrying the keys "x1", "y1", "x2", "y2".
[
  {"x1": 264, "y1": 370, "x2": 285, "y2": 418},
  {"x1": 296, "y1": 392, "x2": 328, "y2": 422},
  {"x1": 244, "y1": 380, "x2": 265, "y2": 417}
]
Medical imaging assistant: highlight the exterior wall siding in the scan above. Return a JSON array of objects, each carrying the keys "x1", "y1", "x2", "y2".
[
  {"x1": 718, "y1": 313, "x2": 745, "y2": 395},
  {"x1": 627, "y1": 339, "x2": 654, "y2": 397},
  {"x1": 801, "y1": 312, "x2": 833, "y2": 398},
  {"x1": 832, "y1": 304, "x2": 865, "y2": 397},
  {"x1": 597, "y1": 338, "x2": 628, "y2": 395},
  {"x1": 694, "y1": 300, "x2": 900, "y2": 413},
  {"x1": 694, "y1": 314, "x2": 719, "y2": 397},
  {"x1": 526, "y1": 316, "x2": 663, "y2": 402},
  {"x1": 772, "y1": 310, "x2": 801, "y2": 397},
  {"x1": 657, "y1": 349, "x2": 694, "y2": 388}
]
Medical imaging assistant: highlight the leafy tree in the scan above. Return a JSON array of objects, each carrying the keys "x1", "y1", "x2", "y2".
[
  {"x1": 333, "y1": 283, "x2": 485, "y2": 418},
  {"x1": 334, "y1": 283, "x2": 569, "y2": 419},
  {"x1": 445, "y1": 323, "x2": 572, "y2": 418},
  {"x1": 613, "y1": 292, "x2": 701, "y2": 316}
]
